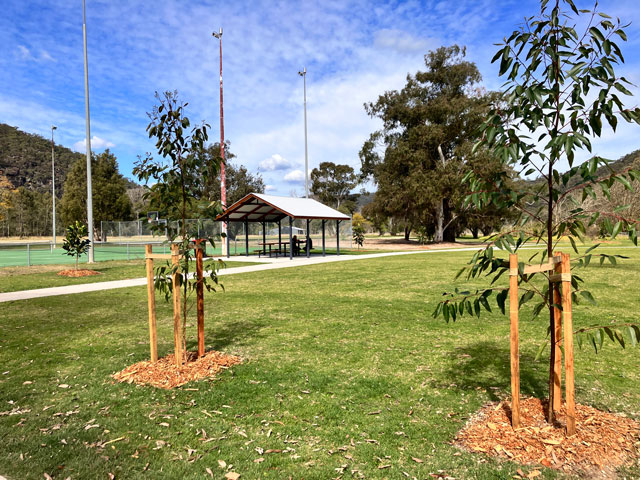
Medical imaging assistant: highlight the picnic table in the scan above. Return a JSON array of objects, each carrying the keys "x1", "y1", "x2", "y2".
[{"x1": 258, "y1": 239, "x2": 309, "y2": 258}]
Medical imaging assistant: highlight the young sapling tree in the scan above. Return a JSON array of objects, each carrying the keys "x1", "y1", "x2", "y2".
[
  {"x1": 434, "y1": 0, "x2": 640, "y2": 424},
  {"x1": 62, "y1": 221, "x2": 91, "y2": 270},
  {"x1": 134, "y1": 91, "x2": 225, "y2": 365}
]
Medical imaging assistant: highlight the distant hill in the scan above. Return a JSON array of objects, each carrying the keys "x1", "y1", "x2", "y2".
[{"x1": 0, "y1": 123, "x2": 84, "y2": 194}]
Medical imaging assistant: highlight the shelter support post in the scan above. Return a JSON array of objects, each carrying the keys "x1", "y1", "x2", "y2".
[
  {"x1": 322, "y1": 220, "x2": 326, "y2": 257},
  {"x1": 289, "y1": 217, "x2": 293, "y2": 260},
  {"x1": 226, "y1": 226, "x2": 230, "y2": 258},
  {"x1": 336, "y1": 220, "x2": 340, "y2": 255},
  {"x1": 278, "y1": 220, "x2": 282, "y2": 255},
  {"x1": 262, "y1": 222, "x2": 266, "y2": 256},
  {"x1": 509, "y1": 253, "x2": 520, "y2": 429},
  {"x1": 244, "y1": 219, "x2": 249, "y2": 257},
  {"x1": 306, "y1": 219, "x2": 310, "y2": 257}
]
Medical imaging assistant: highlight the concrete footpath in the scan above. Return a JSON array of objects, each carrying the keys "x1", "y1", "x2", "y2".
[{"x1": 0, "y1": 247, "x2": 480, "y2": 304}]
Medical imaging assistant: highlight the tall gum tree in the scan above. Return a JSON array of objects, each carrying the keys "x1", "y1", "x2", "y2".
[{"x1": 360, "y1": 46, "x2": 495, "y2": 242}]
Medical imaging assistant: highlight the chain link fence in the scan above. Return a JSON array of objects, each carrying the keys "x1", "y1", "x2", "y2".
[{"x1": 0, "y1": 218, "x2": 352, "y2": 267}]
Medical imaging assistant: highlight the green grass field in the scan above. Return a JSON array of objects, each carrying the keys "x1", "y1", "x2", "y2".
[
  {"x1": 0, "y1": 247, "x2": 638, "y2": 479},
  {"x1": 0, "y1": 260, "x2": 264, "y2": 293}
]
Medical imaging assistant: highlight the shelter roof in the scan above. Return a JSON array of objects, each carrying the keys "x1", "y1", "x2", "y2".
[{"x1": 216, "y1": 193, "x2": 351, "y2": 223}]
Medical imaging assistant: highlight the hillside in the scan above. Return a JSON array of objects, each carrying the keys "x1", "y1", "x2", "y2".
[{"x1": 0, "y1": 123, "x2": 84, "y2": 194}]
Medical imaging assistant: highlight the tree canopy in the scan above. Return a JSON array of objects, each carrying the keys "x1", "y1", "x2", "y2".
[
  {"x1": 310, "y1": 161, "x2": 359, "y2": 213},
  {"x1": 60, "y1": 149, "x2": 133, "y2": 230},
  {"x1": 360, "y1": 45, "x2": 502, "y2": 242},
  {"x1": 196, "y1": 142, "x2": 265, "y2": 206}
]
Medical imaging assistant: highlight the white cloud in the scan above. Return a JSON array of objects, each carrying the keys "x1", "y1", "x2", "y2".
[
  {"x1": 16, "y1": 45, "x2": 55, "y2": 62},
  {"x1": 17, "y1": 45, "x2": 31, "y2": 59},
  {"x1": 264, "y1": 184, "x2": 276, "y2": 192},
  {"x1": 259, "y1": 154, "x2": 294, "y2": 171},
  {"x1": 73, "y1": 136, "x2": 116, "y2": 152},
  {"x1": 39, "y1": 50, "x2": 55, "y2": 62},
  {"x1": 374, "y1": 29, "x2": 434, "y2": 54},
  {"x1": 284, "y1": 169, "x2": 306, "y2": 183}
]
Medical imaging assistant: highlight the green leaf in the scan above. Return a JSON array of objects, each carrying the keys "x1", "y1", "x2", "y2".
[
  {"x1": 479, "y1": 295, "x2": 492, "y2": 313},
  {"x1": 534, "y1": 341, "x2": 548, "y2": 361},
  {"x1": 589, "y1": 26, "x2": 605, "y2": 43},
  {"x1": 568, "y1": 236, "x2": 579, "y2": 254},
  {"x1": 628, "y1": 326, "x2": 638, "y2": 347},
  {"x1": 595, "y1": 328, "x2": 604, "y2": 351},
  {"x1": 518, "y1": 290, "x2": 534, "y2": 308},
  {"x1": 611, "y1": 221, "x2": 622, "y2": 239},
  {"x1": 580, "y1": 290, "x2": 597, "y2": 305},
  {"x1": 496, "y1": 290, "x2": 507, "y2": 315}
]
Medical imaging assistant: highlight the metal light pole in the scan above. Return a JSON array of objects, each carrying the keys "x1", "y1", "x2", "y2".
[
  {"x1": 51, "y1": 125, "x2": 57, "y2": 247},
  {"x1": 298, "y1": 67, "x2": 309, "y2": 198},
  {"x1": 212, "y1": 28, "x2": 227, "y2": 255},
  {"x1": 83, "y1": 0, "x2": 94, "y2": 262}
]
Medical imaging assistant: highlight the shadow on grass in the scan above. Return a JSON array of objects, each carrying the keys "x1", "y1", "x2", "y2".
[
  {"x1": 186, "y1": 319, "x2": 266, "y2": 352},
  {"x1": 439, "y1": 340, "x2": 547, "y2": 402}
]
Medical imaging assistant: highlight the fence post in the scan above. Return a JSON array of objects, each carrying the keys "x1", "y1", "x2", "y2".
[
  {"x1": 145, "y1": 245, "x2": 158, "y2": 362},
  {"x1": 509, "y1": 253, "x2": 520, "y2": 429},
  {"x1": 127, "y1": 242, "x2": 130, "y2": 260},
  {"x1": 27, "y1": 243, "x2": 31, "y2": 266}
]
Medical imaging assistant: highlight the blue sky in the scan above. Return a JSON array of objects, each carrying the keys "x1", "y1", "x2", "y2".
[{"x1": 1, "y1": 0, "x2": 639, "y2": 195}]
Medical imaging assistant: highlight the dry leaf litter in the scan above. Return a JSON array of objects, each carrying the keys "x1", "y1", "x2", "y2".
[
  {"x1": 112, "y1": 350, "x2": 241, "y2": 389},
  {"x1": 456, "y1": 397, "x2": 640, "y2": 478}
]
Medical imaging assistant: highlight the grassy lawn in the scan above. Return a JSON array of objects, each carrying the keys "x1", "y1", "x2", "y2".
[
  {"x1": 0, "y1": 247, "x2": 638, "y2": 479},
  {"x1": 0, "y1": 260, "x2": 264, "y2": 293}
]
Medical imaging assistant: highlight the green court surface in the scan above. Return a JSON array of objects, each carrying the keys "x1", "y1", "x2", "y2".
[
  {"x1": 0, "y1": 242, "x2": 233, "y2": 268},
  {"x1": 0, "y1": 239, "x2": 354, "y2": 268}
]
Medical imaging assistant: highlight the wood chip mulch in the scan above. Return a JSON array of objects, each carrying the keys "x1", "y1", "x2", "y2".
[
  {"x1": 57, "y1": 269, "x2": 101, "y2": 277},
  {"x1": 456, "y1": 397, "x2": 640, "y2": 478},
  {"x1": 112, "y1": 350, "x2": 242, "y2": 389}
]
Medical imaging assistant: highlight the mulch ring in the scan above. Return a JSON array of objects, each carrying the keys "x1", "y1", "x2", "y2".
[
  {"x1": 112, "y1": 350, "x2": 242, "y2": 389},
  {"x1": 57, "y1": 269, "x2": 101, "y2": 277},
  {"x1": 456, "y1": 397, "x2": 640, "y2": 479}
]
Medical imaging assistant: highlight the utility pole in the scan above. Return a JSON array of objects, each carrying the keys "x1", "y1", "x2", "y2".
[
  {"x1": 298, "y1": 67, "x2": 309, "y2": 198},
  {"x1": 83, "y1": 0, "x2": 95, "y2": 262},
  {"x1": 212, "y1": 27, "x2": 227, "y2": 255},
  {"x1": 51, "y1": 125, "x2": 57, "y2": 247}
]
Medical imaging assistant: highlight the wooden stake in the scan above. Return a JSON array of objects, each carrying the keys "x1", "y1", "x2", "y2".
[
  {"x1": 171, "y1": 243, "x2": 182, "y2": 366},
  {"x1": 552, "y1": 254, "x2": 562, "y2": 413},
  {"x1": 509, "y1": 253, "x2": 520, "y2": 429},
  {"x1": 195, "y1": 239, "x2": 205, "y2": 358},
  {"x1": 145, "y1": 244, "x2": 157, "y2": 362},
  {"x1": 561, "y1": 253, "x2": 576, "y2": 435}
]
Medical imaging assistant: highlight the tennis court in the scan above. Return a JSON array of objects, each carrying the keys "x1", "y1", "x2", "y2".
[{"x1": 0, "y1": 241, "x2": 273, "y2": 268}]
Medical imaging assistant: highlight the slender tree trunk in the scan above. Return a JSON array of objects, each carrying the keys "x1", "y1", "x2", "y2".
[
  {"x1": 547, "y1": 1, "x2": 560, "y2": 423},
  {"x1": 404, "y1": 224, "x2": 411, "y2": 241},
  {"x1": 434, "y1": 198, "x2": 445, "y2": 243}
]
